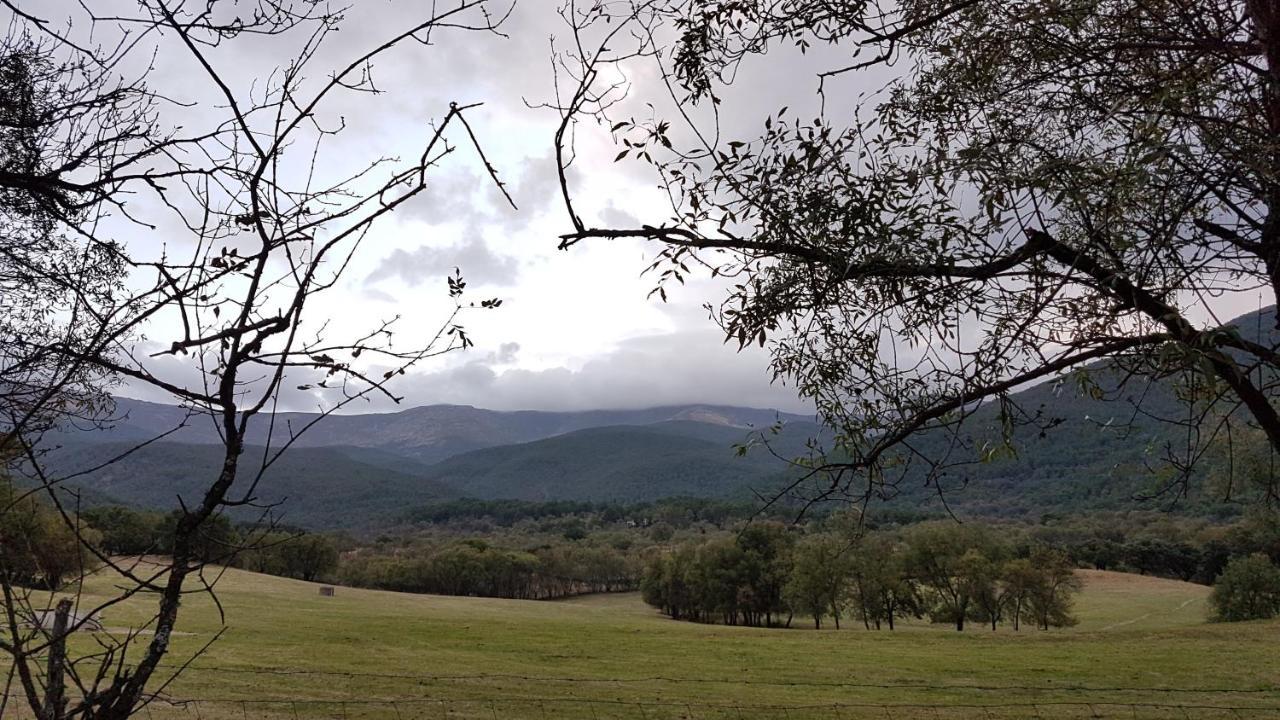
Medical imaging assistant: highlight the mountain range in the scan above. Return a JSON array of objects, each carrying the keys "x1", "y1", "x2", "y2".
[
  {"x1": 36, "y1": 307, "x2": 1278, "y2": 529},
  {"x1": 41, "y1": 401, "x2": 821, "y2": 528}
]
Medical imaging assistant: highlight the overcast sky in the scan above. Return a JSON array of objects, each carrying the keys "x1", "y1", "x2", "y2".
[
  {"x1": 27, "y1": 0, "x2": 839, "y2": 414},
  {"x1": 28, "y1": 0, "x2": 1274, "y2": 417}
]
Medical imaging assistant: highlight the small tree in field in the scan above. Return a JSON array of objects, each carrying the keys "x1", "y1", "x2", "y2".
[
  {"x1": 846, "y1": 534, "x2": 919, "y2": 631},
  {"x1": 959, "y1": 550, "x2": 1003, "y2": 632},
  {"x1": 1210, "y1": 554, "x2": 1280, "y2": 622},
  {"x1": 1001, "y1": 558, "x2": 1039, "y2": 632},
  {"x1": 1024, "y1": 547, "x2": 1083, "y2": 631}
]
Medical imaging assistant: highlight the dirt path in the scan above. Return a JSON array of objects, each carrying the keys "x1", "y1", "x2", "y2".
[{"x1": 1099, "y1": 596, "x2": 1202, "y2": 632}]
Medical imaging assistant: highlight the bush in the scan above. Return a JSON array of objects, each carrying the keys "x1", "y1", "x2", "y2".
[{"x1": 1210, "y1": 554, "x2": 1280, "y2": 622}]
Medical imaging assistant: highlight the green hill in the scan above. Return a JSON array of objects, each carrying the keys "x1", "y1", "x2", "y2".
[
  {"x1": 42, "y1": 422, "x2": 820, "y2": 526},
  {"x1": 417, "y1": 421, "x2": 825, "y2": 503},
  {"x1": 859, "y1": 365, "x2": 1241, "y2": 520}
]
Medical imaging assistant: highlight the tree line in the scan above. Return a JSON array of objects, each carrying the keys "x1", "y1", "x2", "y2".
[
  {"x1": 401, "y1": 496, "x2": 831, "y2": 531},
  {"x1": 336, "y1": 539, "x2": 638, "y2": 600},
  {"x1": 1030, "y1": 512, "x2": 1280, "y2": 585},
  {"x1": 12, "y1": 487, "x2": 1280, "y2": 621},
  {"x1": 642, "y1": 521, "x2": 1084, "y2": 631},
  {"x1": 0, "y1": 493, "x2": 341, "y2": 589}
]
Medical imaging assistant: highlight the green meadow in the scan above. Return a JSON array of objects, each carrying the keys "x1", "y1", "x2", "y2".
[{"x1": 10, "y1": 566, "x2": 1279, "y2": 719}]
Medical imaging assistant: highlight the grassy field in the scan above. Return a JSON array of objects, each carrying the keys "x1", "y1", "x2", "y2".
[{"x1": 8, "y1": 566, "x2": 1279, "y2": 719}]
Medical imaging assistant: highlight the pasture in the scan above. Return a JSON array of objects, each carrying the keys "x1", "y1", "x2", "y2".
[{"x1": 8, "y1": 566, "x2": 1279, "y2": 719}]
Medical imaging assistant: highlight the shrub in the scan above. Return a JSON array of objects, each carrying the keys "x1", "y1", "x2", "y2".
[{"x1": 1210, "y1": 554, "x2": 1280, "y2": 622}]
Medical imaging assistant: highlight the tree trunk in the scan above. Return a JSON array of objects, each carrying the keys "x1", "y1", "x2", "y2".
[{"x1": 38, "y1": 599, "x2": 71, "y2": 720}]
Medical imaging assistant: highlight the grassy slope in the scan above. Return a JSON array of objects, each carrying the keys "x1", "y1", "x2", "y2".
[{"x1": 28, "y1": 565, "x2": 1276, "y2": 719}]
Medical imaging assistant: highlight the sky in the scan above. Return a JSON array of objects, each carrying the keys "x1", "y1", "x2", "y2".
[
  {"x1": 25, "y1": 0, "x2": 839, "y2": 415},
  {"x1": 32, "y1": 0, "x2": 1267, "y2": 419}
]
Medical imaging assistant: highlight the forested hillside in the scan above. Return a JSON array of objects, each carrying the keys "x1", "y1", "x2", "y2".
[
  {"x1": 40, "y1": 441, "x2": 458, "y2": 528},
  {"x1": 417, "y1": 422, "x2": 822, "y2": 502}
]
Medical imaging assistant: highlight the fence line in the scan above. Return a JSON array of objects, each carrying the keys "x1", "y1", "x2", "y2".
[
  {"x1": 128, "y1": 697, "x2": 1280, "y2": 719},
  {"x1": 6, "y1": 691, "x2": 1280, "y2": 718},
  {"x1": 155, "y1": 664, "x2": 1280, "y2": 697}
]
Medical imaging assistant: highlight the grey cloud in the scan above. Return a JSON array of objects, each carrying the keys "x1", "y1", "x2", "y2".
[
  {"x1": 490, "y1": 342, "x2": 521, "y2": 364},
  {"x1": 509, "y1": 151, "x2": 575, "y2": 222},
  {"x1": 399, "y1": 169, "x2": 509, "y2": 228},
  {"x1": 373, "y1": 329, "x2": 813, "y2": 413},
  {"x1": 599, "y1": 202, "x2": 641, "y2": 228},
  {"x1": 396, "y1": 150, "x2": 568, "y2": 236},
  {"x1": 117, "y1": 326, "x2": 811, "y2": 417},
  {"x1": 366, "y1": 236, "x2": 520, "y2": 287}
]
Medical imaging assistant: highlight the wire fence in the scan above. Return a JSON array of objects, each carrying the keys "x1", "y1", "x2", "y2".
[
  {"x1": 4, "y1": 666, "x2": 1279, "y2": 718},
  {"x1": 20, "y1": 697, "x2": 1280, "y2": 719},
  {"x1": 150, "y1": 665, "x2": 1280, "y2": 697},
  {"x1": 5, "y1": 695, "x2": 1280, "y2": 718}
]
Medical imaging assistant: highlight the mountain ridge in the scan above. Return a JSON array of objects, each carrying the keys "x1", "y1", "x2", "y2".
[
  {"x1": 75, "y1": 398, "x2": 813, "y2": 465},
  {"x1": 44, "y1": 307, "x2": 1279, "y2": 527}
]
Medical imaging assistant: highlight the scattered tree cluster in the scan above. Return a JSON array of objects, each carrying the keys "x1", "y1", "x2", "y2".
[
  {"x1": 643, "y1": 521, "x2": 1082, "y2": 631},
  {"x1": 234, "y1": 533, "x2": 340, "y2": 583}
]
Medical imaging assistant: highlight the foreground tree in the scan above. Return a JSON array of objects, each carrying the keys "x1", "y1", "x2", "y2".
[
  {"x1": 553, "y1": 0, "x2": 1280, "y2": 509},
  {"x1": 0, "y1": 27, "x2": 124, "y2": 454},
  {"x1": 0, "y1": 2, "x2": 510, "y2": 718}
]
